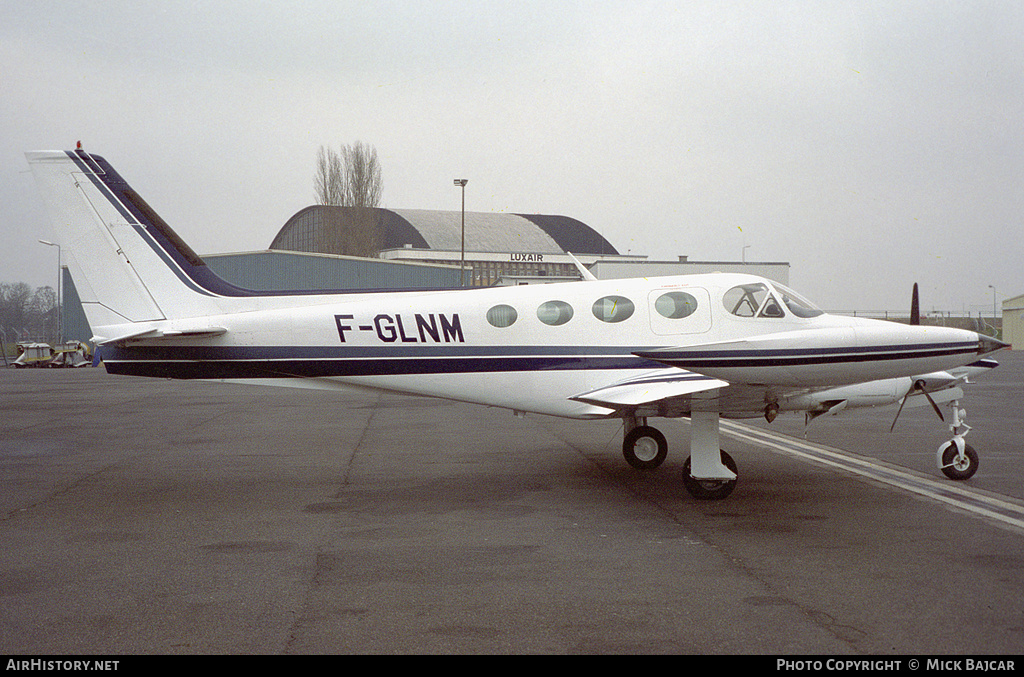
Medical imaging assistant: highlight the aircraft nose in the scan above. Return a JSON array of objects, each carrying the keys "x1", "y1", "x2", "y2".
[{"x1": 978, "y1": 334, "x2": 1010, "y2": 355}]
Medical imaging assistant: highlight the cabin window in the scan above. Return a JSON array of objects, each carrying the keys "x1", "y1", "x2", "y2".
[
  {"x1": 648, "y1": 287, "x2": 712, "y2": 335},
  {"x1": 592, "y1": 295, "x2": 634, "y2": 323},
  {"x1": 654, "y1": 291, "x2": 699, "y2": 319},
  {"x1": 537, "y1": 300, "x2": 574, "y2": 326},
  {"x1": 486, "y1": 304, "x2": 518, "y2": 328}
]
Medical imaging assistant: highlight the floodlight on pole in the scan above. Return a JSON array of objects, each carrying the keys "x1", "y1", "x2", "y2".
[
  {"x1": 454, "y1": 179, "x2": 468, "y2": 287},
  {"x1": 989, "y1": 285, "x2": 998, "y2": 335}
]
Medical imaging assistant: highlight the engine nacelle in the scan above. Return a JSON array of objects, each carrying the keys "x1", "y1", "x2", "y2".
[{"x1": 783, "y1": 377, "x2": 914, "y2": 416}]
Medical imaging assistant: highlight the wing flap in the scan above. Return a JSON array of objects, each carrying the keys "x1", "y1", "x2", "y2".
[{"x1": 570, "y1": 369, "x2": 728, "y2": 409}]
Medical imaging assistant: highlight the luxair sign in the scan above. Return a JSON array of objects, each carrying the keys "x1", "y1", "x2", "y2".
[{"x1": 510, "y1": 253, "x2": 544, "y2": 262}]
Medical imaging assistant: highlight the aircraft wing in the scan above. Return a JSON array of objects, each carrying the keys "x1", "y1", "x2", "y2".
[
  {"x1": 570, "y1": 367, "x2": 942, "y2": 422},
  {"x1": 569, "y1": 369, "x2": 728, "y2": 409}
]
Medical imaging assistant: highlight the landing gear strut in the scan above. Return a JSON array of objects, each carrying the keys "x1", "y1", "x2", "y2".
[
  {"x1": 621, "y1": 400, "x2": 739, "y2": 500},
  {"x1": 937, "y1": 399, "x2": 979, "y2": 481}
]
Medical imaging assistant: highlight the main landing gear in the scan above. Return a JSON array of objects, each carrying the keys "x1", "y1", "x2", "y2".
[
  {"x1": 937, "y1": 399, "x2": 979, "y2": 481},
  {"x1": 623, "y1": 411, "x2": 738, "y2": 500},
  {"x1": 622, "y1": 424, "x2": 668, "y2": 470},
  {"x1": 682, "y1": 451, "x2": 738, "y2": 500}
]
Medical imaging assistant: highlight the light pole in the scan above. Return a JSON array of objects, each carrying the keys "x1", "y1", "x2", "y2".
[
  {"x1": 38, "y1": 239, "x2": 62, "y2": 344},
  {"x1": 989, "y1": 285, "x2": 997, "y2": 336},
  {"x1": 454, "y1": 179, "x2": 468, "y2": 287}
]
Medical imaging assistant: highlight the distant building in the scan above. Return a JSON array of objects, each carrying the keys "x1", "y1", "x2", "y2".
[
  {"x1": 202, "y1": 249, "x2": 460, "y2": 292},
  {"x1": 270, "y1": 206, "x2": 789, "y2": 286},
  {"x1": 62, "y1": 266, "x2": 91, "y2": 344},
  {"x1": 590, "y1": 257, "x2": 789, "y2": 286},
  {"x1": 1002, "y1": 293, "x2": 1023, "y2": 349},
  {"x1": 270, "y1": 207, "x2": 642, "y2": 285}
]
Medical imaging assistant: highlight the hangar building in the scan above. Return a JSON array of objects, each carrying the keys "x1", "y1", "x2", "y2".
[
  {"x1": 1001, "y1": 293, "x2": 1023, "y2": 348},
  {"x1": 268, "y1": 206, "x2": 788, "y2": 286},
  {"x1": 269, "y1": 206, "x2": 639, "y2": 286}
]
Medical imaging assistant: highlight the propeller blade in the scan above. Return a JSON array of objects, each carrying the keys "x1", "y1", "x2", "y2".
[
  {"x1": 920, "y1": 385, "x2": 945, "y2": 422},
  {"x1": 910, "y1": 283, "x2": 920, "y2": 326},
  {"x1": 890, "y1": 391, "x2": 909, "y2": 432},
  {"x1": 890, "y1": 379, "x2": 945, "y2": 432}
]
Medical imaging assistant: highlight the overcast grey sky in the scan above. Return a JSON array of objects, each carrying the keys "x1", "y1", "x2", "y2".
[{"x1": 2, "y1": 1, "x2": 1021, "y2": 314}]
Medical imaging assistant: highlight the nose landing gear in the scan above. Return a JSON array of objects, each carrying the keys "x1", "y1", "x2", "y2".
[{"x1": 937, "y1": 400, "x2": 979, "y2": 481}]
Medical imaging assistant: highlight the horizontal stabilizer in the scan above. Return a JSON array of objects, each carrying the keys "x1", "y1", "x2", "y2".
[
  {"x1": 154, "y1": 327, "x2": 228, "y2": 339},
  {"x1": 570, "y1": 369, "x2": 727, "y2": 408},
  {"x1": 97, "y1": 326, "x2": 227, "y2": 345}
]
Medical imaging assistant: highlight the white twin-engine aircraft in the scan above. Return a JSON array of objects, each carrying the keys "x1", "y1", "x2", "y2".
[{"x1": 27, "y1": 148, "x2": 1008, "y2": 499}]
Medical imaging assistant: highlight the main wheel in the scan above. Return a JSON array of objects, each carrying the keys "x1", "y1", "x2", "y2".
[
  {"x1": 940, "y1": 441, "x2": 978, "y2": 481},
  {"x1": 682, "y1": 450, "x2": 737, "y2": 500},
  {"x1": 622, "y1": 425, "x2": 668, "y2": 470}
]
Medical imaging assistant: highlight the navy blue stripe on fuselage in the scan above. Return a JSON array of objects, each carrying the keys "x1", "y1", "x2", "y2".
[
  {"x1": 100, "y1": 340, "x2": 984, "y2": 380},
  {"x1": 636, "y1": 341, "x2": 980, "y2": 368},
  {"x1": 100, "y1": 345, "x2": 661, "y2": 379}
]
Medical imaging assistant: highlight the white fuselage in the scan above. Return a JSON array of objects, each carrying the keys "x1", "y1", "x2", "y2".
[{"x1": 98, "y1": 272, "x2": 990, "y2": 419}]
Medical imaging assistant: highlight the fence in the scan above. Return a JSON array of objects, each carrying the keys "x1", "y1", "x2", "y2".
[{"x1": 827, "y1": 311, "x2": 1001, "y2": 337}]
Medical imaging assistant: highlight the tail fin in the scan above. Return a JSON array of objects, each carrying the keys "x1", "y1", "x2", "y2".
[{"x1": 26, "y1": 149, "x2": 251, "y2": 334}]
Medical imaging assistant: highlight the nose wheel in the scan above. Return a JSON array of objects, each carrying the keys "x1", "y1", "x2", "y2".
[
  {"x1": 937, "y1": 400, "x2": 979, "y2": 481},
  {"x1": 939, "y1": 439, "x2": 979, "y2": 480}
]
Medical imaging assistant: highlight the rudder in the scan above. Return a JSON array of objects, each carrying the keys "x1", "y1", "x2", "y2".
[{"x1": 26, "y1": 149, "x2": 242, "y2": 334}]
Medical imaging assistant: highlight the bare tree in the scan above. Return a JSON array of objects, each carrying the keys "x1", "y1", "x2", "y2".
[
  {"x1": 341, "y1": 141, "x2": 382, "y2": 208},
  {"x1": 1, "y1": 282, "x2": 56, "y2": 340},
  {"x1": 314, "y1": 145, "x2": 344, "y2": 207},
  {"x1": 314, "y1": 142, "x2": 383, "y2": 257}
]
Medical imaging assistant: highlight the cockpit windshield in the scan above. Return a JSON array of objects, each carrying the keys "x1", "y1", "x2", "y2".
[
  {"x1": 723, "y1": 282, "x2": 824, "y2": 319},
  {"x1": 773, "y1": 283, "x2": 824, "y2": 318}
]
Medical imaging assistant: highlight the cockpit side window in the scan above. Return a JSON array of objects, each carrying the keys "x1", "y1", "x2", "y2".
[
  {"x1": 724, "y1": 283, "x2": 768, "y2": 317},
  {"x1": 723, "y1": 283, "x2": 786, "y2": 318},
  {"x1": 760, "y1": 295, "x2": 784, "y2": 318}
]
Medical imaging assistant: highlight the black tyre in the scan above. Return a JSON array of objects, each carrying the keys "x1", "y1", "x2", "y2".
[
  {"x1": 682, "y1": 450, "x2": 738, "y2": 500},
  {"x1": 940, "y1": 442, "x2": 979, "y2": 481},
  {"x1": 622, "y1": 425, "x2": 668, "y2": 470}
]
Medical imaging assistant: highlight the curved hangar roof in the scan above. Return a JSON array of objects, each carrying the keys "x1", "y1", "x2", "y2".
[{"x1": 270, "y1": 207, "x2": 620, "y2": 255}]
